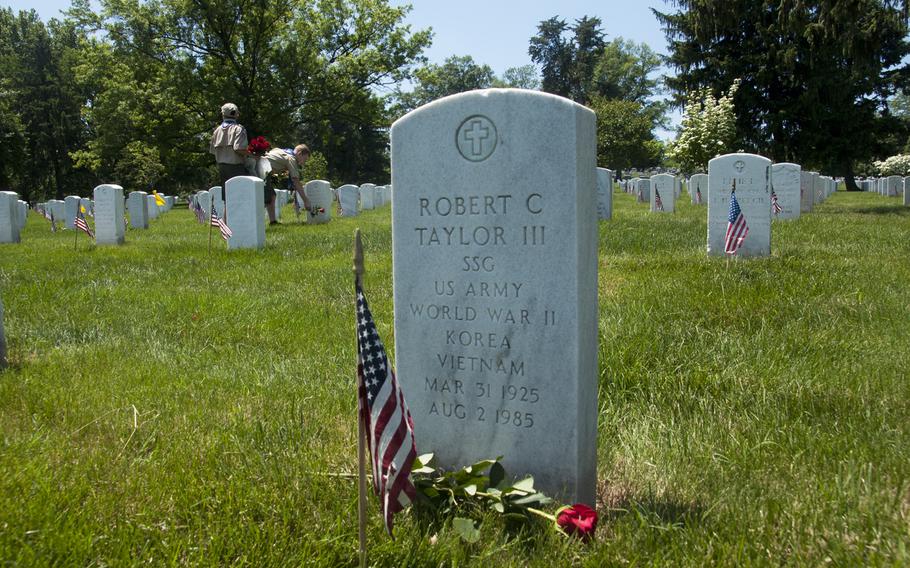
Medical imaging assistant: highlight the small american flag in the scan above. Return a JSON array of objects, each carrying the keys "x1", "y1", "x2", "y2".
[
  {"x1": 771, "y1": 190, "x2": 783, "y2": 215},
  {"x1": 211, "y1": 211, "x2": 233, "y2": 240},
  {"x1": 45, "y1": 210, "x2": 57, "y2": 233},
  {"x1": 724, "y1": 188, "x2": 749, "y2": 255},
  {"x1": 75, "y1": 208, "x2": 94, "y2": 239},
  {"x1": 654, "y1": 188, "x2": 664, "y2": 211},
  {"x1": 192, "y1": 199, "x2": 206, "y2": 224},
  {"x1": 356, "y1": 283, "x2": 417, "y2": 535},
  {"x1": 695, "y1": 187, "x2": 702, "y2": 204}
]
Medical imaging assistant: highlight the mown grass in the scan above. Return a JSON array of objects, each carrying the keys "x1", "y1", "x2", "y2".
[{"x1": 1, "y1": 191, "x2": 908, "y2": 566}]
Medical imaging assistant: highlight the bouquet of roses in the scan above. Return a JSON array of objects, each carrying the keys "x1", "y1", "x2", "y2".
[{"x1": 247, "y1": 136, "x2": 271, "y2": 156}]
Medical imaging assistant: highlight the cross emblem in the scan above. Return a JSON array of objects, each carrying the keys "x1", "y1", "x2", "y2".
[
  {"x1": 463, "y1": 120, "x2": 490, "y2": 157},
  {"x1": 456, "y1": 115, "x2": 497, "y2": 162}
]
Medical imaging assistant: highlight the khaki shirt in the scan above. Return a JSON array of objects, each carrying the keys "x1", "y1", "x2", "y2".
[
  {"x1": 209, "y1": 121, "x2": 248, "y2": 165},
  {"x1": 264, "y1": 148, "x2": 300, "y2": 180}
]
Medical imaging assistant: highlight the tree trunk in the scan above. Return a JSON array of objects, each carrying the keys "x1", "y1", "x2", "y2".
[{"x1": 842, "y1": 160, "x2": 859, "y2": 191}]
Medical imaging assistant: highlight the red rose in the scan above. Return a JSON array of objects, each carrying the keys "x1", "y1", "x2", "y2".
[
  {"x1": 556, "y1": 503, "x2": 598, "y2": 541},
  {"x1": 247, "y1": 136, "x2": 271, "y2": 156}
]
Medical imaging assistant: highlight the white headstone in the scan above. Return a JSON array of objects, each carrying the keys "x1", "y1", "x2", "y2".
[
  {"x1": 17, "y1": 200, "x2": 27, "y2": 230},
  {"x1": 0, "y1": 192, "x2": 20, "y2": 243},
  {"x1": 225, "y1": 176, "x2": 265, "y2": 250},
  {"x1": 650, "y1": 173, "x2": 676, "y2": 213},
  {"x1": 771, "y1": 163, "x2": 801, "y2": 220},
  {"x1": 64, "y1": 195, "x2": 81, "y2": 229},
  {"x1": 813, "y1": 174, "x2": 825, "y2": 204},
  {"x1": 48, "y1": 200, "x2": 65, "y2": 222},
  {"x1": 904, "y1": 178, "x2": 910, "y2": 206},
  {"x1": 93, "y1": 184, "x2": 125, "y2": 245},
  {"x1": 211, "y1": 186, "x2": 225, "y2": 218},
  {"x1": 800, "y1": 172, "x2": 816, "y2": 213},
  {"x1": 596, "y1": 168, "x2": 613, "y2": 220},
  {"x1": 637, "y1": 178, "x2": 651, "y2": 204},
  {"x1": 127, "y1": 191, "x2": 149, "y2": 229},
  {"x1": 360, "y1": 183, "x2": 376, "y2": 210},
  {"x1": 690, "y1": 174, "x2": 708, "y2": 205},
  {"x1": 337, "y1": 184, "x2": 360, "y2": 217},
  {"x1": 304, "y1": 180, "x2": 333, "y2": 224},
  {"x1": 390, "y1": 89, "x2": 599, "y2": 504},
  {"x1": 196, "y1": 190, "x2": 212, "y2": 218},
  {"x1": 146, "y1": 195, "x2": 160, "y2": 219},
  {"x1": 707, "y1": 153, "x2": 771, "y2": 257},
  {"x1": 886, "y1": 175, "x2": 901, "y2": 197}
]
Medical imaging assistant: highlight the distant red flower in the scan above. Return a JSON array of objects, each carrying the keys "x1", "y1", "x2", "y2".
[
  {"x1": 248, "y1": 136, "x2": 271, "y2": 156},
  {"x1": 556, "y1": 503, "x2": 598, "y2": 541}
]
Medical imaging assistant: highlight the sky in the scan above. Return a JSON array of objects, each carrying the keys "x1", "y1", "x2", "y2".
[{"x1": 3, "y1": 0, "x2": 679, "y2": 134}]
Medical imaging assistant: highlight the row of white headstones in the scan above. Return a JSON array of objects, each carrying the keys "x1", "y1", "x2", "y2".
[
  {"x1": 0, "y1": 179, "x2": 394, "y2": 246},
  {"x1": 594, "y1": 160, "x2": 909, "y2": 257},
  {"x1": 2, "y1": 188, "x2": 177, "y2": 245},
  {"x1": 188, "y1": 180, "x2": 392, "y2": 224}
]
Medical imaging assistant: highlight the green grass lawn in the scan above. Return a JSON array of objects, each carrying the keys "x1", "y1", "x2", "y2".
[{"x1": 1, "y1": 191, "x2": 909, "y2": 566}]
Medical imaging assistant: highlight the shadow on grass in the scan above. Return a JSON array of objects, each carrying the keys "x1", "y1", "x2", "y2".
[
  {"x1": 598, "y1": 481, "x2": 705, "y2": 527},
  {"x1": 851, "y1": 205, "x2": 910, "y2": 216}
]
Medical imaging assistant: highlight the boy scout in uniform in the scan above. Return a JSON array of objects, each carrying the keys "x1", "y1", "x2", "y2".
[
  {"x1": 209, "y1": 102, "x2": 249, "y2": 220},
  {"x1": 263, "y1": 144, "x2": 313, "y2": 224}
]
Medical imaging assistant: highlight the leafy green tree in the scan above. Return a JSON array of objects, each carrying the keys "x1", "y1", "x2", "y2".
[
  {"x1": 390, "y1": 55, "x2": 497, "y2": 116},
  {"x1": 0, "y1": 8, "x2": 90, "y2": 201},
  {"x1": 67, "y1": 0, "x2": 430, "y2": 190},
  {"x1": 495, "y1": 65, "x2": 540, "y2": 90},
  {"x1": 654, "y1": 0, "x2": 910, "y2": 189},
  {"x1": 590, "y1": 97, "x2": 662, "y2": 176},
  {"x1": 591, "y1": 39, "x2": 662, "y2": 108}
]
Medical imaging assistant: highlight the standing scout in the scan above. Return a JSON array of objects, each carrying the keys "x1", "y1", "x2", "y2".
[{"x1": 209, "y1": 103, "x2": 249, "y2": 220}]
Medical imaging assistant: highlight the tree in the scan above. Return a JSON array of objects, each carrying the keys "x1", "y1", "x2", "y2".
[
  {"x1": 0, "y1": 8, "x2": 91, "y2": 201},
  {"x1": 390, "y1": 55, "x2": 496, "y2": 116},
  {"x1": 528, "y1": 16, "x2": 605, "y2": 104},
  {"x1": 668, "y1": 80, "x2": 740, "y2": 173},
  {"x1": 590, "y1": 97, "x2": 662, "y2": 176},
  {"x1": 591, "y1": 39, "x2": 662, "y2": 108},
  {"x1": 391, "y1": 59, "x2": 542, "y2": 118},
  {"x1": 67, "y1": 0, "x2": 431, "y2": 190},
  {"x1": 654, "y1": 0, "x2": 910, "y2": 190}
]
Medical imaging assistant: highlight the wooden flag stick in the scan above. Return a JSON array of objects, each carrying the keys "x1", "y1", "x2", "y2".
[{"x1": 353, "y1": 229, "x2": 367, "y2": 568}]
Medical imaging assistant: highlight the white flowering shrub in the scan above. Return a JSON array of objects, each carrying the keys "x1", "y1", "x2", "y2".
[
  {"x1": 669, "y1": 79, "x2": 740, "y2": 173},
  {"x1": 873, "y1": 154, "x2": 910, "y2": 176}
]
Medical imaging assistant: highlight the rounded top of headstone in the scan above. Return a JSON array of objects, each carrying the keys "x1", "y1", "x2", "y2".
[
  {"x1": 772, "y1": 163, "x2": 801, "y2": 170},
  {"x1": 708, "y1": 153, "x2": 772, "y2": 169}
]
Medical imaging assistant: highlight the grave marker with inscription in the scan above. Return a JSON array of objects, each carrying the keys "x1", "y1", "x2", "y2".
[
  {"x1": 800, "y1": 171, "x2": 816, "y2": 213},
  {"x1": 360, "y1": 183, "x2": 376, "y2": 210},
  {"x1": 127, "y1": 191, "x2": 149, "y2": 229},
  {"x1": 337, "y1": 184, "x2": 360, "y2": 217},
  {"x1": 690, "y1": 173, "x2": 708, "y2": 205},
  {"x1": 596, "y1": 167, "x2": 613, "y2": 220},
  {"x1": 650, "y1": 173, "x2": 676, "y2": 213},
  {"x1": 94, "y1": 184, "x2": 126, "y2": 245},
  {"x1": 225, "y1": 176, "x2": 265, "y2": 250},
  {"x1": 771, "y1": 163, "x2": 801, "y2": 220},
  {"x1": 64, "y1": 195, "x2": 81, "y2": 229},
  {"x1": 707, "y1": 153, "x2": 771, "y2": 257},
  {"x1": 391, "y1": 89, "x2": 598, "y2": 504},
  {"x1": 0, "y1": 192, "x2": 20, "y2": 243},
  {"x1": 304, "y1": 180, "x2": 333, "y2": 224},
  {"x1": 146, "y1": 195, "x2": 159, "y2": 220}
]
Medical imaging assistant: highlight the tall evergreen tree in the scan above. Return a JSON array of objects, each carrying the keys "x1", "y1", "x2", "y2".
[{"x1": 655, "y1": 0, "x2": 910, "y2": 189}]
